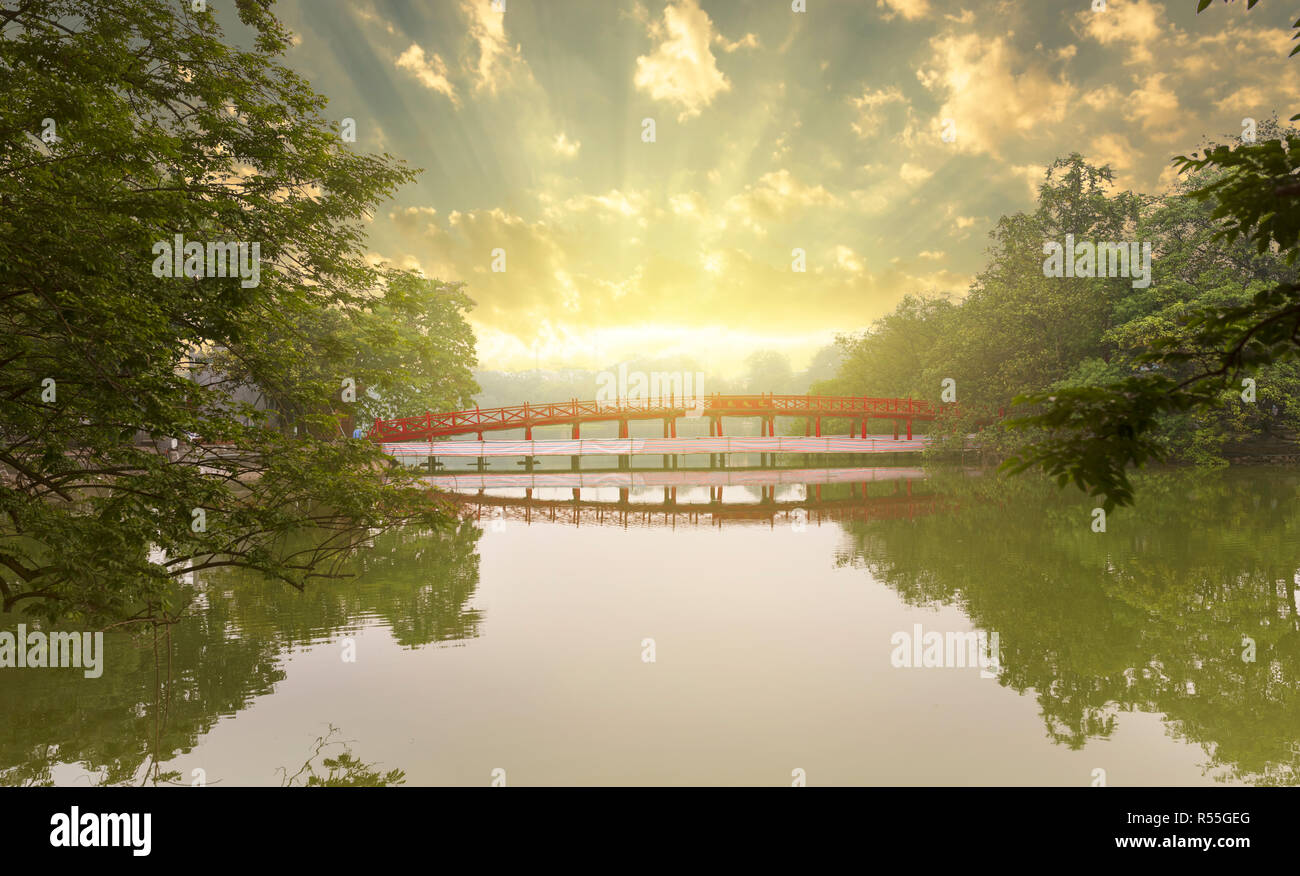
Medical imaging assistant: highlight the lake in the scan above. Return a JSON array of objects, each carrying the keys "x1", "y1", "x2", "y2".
[{"x1": 2, "y1": 463, "x2": 1297, "y2": 786}]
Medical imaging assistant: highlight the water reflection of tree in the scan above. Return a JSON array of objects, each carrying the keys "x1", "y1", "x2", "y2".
[
  {"x1": 837, "y1": 468, "x2": 1300, "y2": 785},
  {"x1": 0, "y1": 520, "x2": 481, "y2": 786},
  {"x1": 225, "y1": 519, "x2": 483, "y2": 650}
]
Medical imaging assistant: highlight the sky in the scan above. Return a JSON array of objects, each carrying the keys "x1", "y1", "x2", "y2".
[{"x1": 265, "y1": 0, "x2": 1300, "y2": 376}]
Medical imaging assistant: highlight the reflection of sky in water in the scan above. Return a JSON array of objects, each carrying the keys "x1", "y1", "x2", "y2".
[{"x1": 4, "y1": 467, "x2": 1299, "y2": 787}]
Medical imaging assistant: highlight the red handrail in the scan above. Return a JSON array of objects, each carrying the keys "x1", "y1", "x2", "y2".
[{"x1": 368, "y1": 394, "x2": 952, "y2": 442}]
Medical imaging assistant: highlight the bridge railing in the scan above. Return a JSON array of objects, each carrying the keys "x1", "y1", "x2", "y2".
[{"x1": 368, "y1": 394, "x2": 949, "y2": 441}]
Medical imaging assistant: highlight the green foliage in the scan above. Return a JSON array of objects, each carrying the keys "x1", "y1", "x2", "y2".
[
  {"x1": 819, "y1": 4, "x2": 1300, "y2": 509},
  {"x1": 1007, "y1": 20, "x2": 1300, "y2": 513},
  {"x1": 0, "y1": 1, "x2": 477, "y2": 625},
  {"x1": 213, "y1": 271, "x2": 479, "y2": 432},
  {"x1": 281, "y1": 726, "x2": 406, "y2": 788},
  {"x1": 828, "y1": 123, "x2": 1300, "y2": 509}
]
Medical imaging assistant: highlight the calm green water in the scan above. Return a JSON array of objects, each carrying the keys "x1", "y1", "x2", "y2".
[{"x1": 2, "y1": 465, "x2": 1298, "y2": 786}]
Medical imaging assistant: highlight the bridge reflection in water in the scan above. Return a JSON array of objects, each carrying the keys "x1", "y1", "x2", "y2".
[{"x1": 434, "y1": 466, "x2": 955, "y2": 529}]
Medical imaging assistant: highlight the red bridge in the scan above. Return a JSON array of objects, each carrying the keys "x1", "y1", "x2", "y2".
[{"x1": 369, "y1": 394, "x2": 949, "y2": 443}]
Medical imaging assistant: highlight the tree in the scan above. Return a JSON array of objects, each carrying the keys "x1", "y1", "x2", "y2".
[
  {"x1": 0, "y1": 0, "x2": 473, "y2": 626},
  {"x1": 1004, "y1": 1, "x2": 1300, "y2": 509},
  {"x1": 740, "y1": 350, "x2": 795, "y2": 394},
  {"x1": 819, "y1": 293, "x2": 955, "y2": 400},
  {"x1": 213, "y1": 271, "x2": 479, "y2": 432}
]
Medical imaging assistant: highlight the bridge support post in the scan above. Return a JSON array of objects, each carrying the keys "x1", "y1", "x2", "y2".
[
  {"x1": 861, "y1": 417, "x2": 868, "y2": 439},
  {"x1": 907, "y1": 419, "x2": 913, "y2": 440},
  {"x1": 815, "y1": 417, "x2": 821, "y2": 438},
  {"x1": 618, "y1": 418, "x2": 630, "y2": 470},
  {"x1": 893, "y1": 421, "x2": 899, "y2": 440}
]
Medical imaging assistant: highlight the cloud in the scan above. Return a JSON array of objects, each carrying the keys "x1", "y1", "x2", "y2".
[
  {"x1": 395, "y1": 44, "x2": 458, "y2": 103},
  {"x1": 1129, "y1": 73, "x2": 1182, "y2": 140},
  {"x1": 899, "y1": 162, "x2": 934, "y2": 184},
  {"x1": 943, "y1": 204, "x2": 978, "y2": 230},
  {"x1": 348, "y1": 0, "x2": 1300, "y2": 372},
  {"x1": 1008, "y1": 163, "x2": 1047, "y2": 200},
  {"x1": 849, "y1": 86, "x2": 908, "y2": 139},
  {"x1": 716, "y1": 32, "x2": 759, "y2": 53},
  {"x1": 1214, "y1": 86, "x2": 1266, "y2": 113},
  {"x1": 877, "y1": 0, "x2": 932, "y2": 21},
  {"x1": 544, "y1": 189, "x2": 649, "y2": 220},
  {"x1": 634, "y1": 0, "x2": 733, "y2": 120},
  {"x1": 462, "y1": 0, "x2": 530, "y2": 94},
  {"x1": 1081, "y1": 84, "x2": 1123, "y2": 112},
  {"x1": 352, "y1": 1, "x2": 397, "y2": 36},
  {"x1": 1076, "y1": 0, "x2": 1164, "y2": 65},
  {"x1": 725, "y1": 169, "x2": 841, "y2": 232},
  {"x1": 835, "y1": 245, "x2": 865, "y2": 273},
  {"x1": 552, "y1": 132, "x2": 581, "y2": 158},
  {"x1": 670, "y1": 191, "x2": 707, "y2": 216},
  {"x1": 1087, "y1": 132, "x2": 1138, "y2": 183},
  {"x1": 916, "y1": 32, "x2": 1075, "y2": 156}
]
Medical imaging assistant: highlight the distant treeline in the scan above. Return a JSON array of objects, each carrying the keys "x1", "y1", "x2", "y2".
[{"x1": 814, "y1": 144, "x2": 1300, "y2": 465}]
